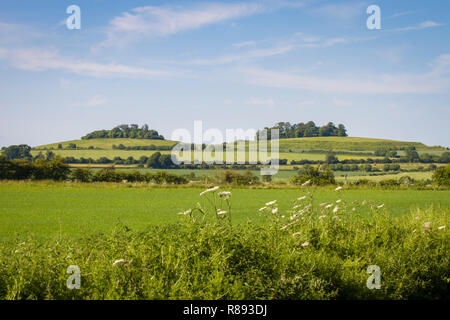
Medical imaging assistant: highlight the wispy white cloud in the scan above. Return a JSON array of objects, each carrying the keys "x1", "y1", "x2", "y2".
[
  {"x1": 394, "y1": 20, "x2": 444, "y2": 31},
  {"x1": 0, "y1": 21, "x2": 42, "y2": 45},
  {"x1": 386, "y1": 11, "x2": 417, "y2": 20},
  {"x1": 429, "y1": 54, "x2": 450, "y2": 76},
  {"x1": 86, "y1": 95, "x2": 108, "y2": 107},
  {"x1": 99, "y1": 3, "x2": 265, "y2": 48},
  {"x1": 183, "y1": 33, "x2": 371, "y2": 66},
  {"x1": 232, "y1": 40, "x2": 258, "y2": 48},
  {"x1": 0, "y1": 47, "x2": 190, "y2": 79},
  {"x1": 240, "y1": 55, "x2": 450, "y2": 94},
  {"x1": 190, "y1": 45, "x2": 294, "y2": 66}
]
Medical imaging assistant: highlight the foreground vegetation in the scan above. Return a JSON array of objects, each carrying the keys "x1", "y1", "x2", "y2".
[{"x1": 0, "y1": 187, "x2": 448, "y2": 300}]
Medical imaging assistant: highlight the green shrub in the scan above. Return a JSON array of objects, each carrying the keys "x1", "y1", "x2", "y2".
[
  {"x1": 290, "y1": 166, "x2": 335, "y2": 185},
  {"x1": 221, "y1": 170, "x2": 258, "y2": 185},
  {"x1": 432, "y1": 164, "x2": 450, "y2": 186}
]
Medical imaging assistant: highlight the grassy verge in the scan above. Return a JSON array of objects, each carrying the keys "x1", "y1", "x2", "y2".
[{"x1": 1, "y1": 204, "x2": 448, "y2": 299}]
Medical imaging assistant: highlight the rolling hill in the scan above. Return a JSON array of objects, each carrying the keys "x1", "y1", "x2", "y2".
[{"x1": 31, "y1": 136, "x2": 448, "y2": 163}]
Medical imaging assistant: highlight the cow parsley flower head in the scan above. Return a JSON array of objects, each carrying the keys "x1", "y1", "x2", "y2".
[{"x1": 200, "y1": 186, "x2": 219, "y2": 196}]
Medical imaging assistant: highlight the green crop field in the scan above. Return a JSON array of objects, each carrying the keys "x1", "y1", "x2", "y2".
[
  {"x1": 35, "y1": 138, "x2": 178, "y2": 150},
  {"x1": 1, "y1": 181, "x2": 449, "y2": 241},
  {"x1": 274, "y1": 137, "x2": 446, "y2": 152}
]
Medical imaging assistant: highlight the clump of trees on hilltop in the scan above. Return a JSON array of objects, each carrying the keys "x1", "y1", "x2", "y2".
[
  {"x1": 258, "y1": 121, "x2": 347, "y2": 139},
  {"x1": 82, "y1": 124, "x2": 164, "y2": 140}
]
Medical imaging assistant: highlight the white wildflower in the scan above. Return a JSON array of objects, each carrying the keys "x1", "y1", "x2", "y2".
[
  {"x1": 297, "y1": 196, "x2": 307, "y2": 201},
  {"x1": 177, "y1": 209, "x2": 192, "y2": 215},
  {"x1": 200, "y1": 186, "x2": 219, "y2": 196},
  {"x1": 319, "y1": 202, "x2": 327, "y2": 207},
  {"x1": 335, "y1": 186, "x2": 343, "y2": 191},
  {"x1": 272, "y1": 208, "x2": 279, "y2": 214},
  {"x1": 301, "y1": 180, "x2": 311, "y2": 187},
  {"x1": 259, "y1": 206, "x2": 267, "y2": 212},
  {"x1": 438, "y1": 226, "x2": 446, "y2": 230},
  {"x1": 304, "y1": 204, "x2": 312, "y2": 210},
  {"x1": 336, "y1": 199, "x2": 342, "y2": 203},
  {"x1": 377, "y1": 204, "x2": 384, "y2": 209},
  {"x1": 265, "y1": 200, "x2": 277, "y2": 206},
  {"x1": 424, "y1": 222, "x2": 431, "y2": 229},
  {"x1": 325, "y1": 204, "x2": 333, "y2": 209},
  {"x1": 319, "y1": 215, "x2": 326, "y2": 219},
  {"x1": 292, "y1": 232, "x2": 301, "y2": 237},
  {"x1": 113, "y1": 259, "x2": 130, "y2": 266},
  {"x1": 333, "y1": 206, "x2": 339, "y2": 213},
  {"x1": 218, "y1": 191, "x2": 231, "y2": 198},
  {"x1": 217, "y1": 210, "x2": 227, "y2": 215},
  {"x1": 301, "y1": 241, "x2": 310, "y2": 247}
]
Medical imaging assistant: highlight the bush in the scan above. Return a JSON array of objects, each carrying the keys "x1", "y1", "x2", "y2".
[
  {"x1": 221, "y1": 170, "x2": 258, "y2": 185},
  {"x1": 290, "y1": 166, "x2": 335, "y2": 185},
  {"x1": 71, "y1": 168, "x2": 93, "y2": 182},
  {"x1": 432, "y1": 164, "x2": 450, "y2": 186}
]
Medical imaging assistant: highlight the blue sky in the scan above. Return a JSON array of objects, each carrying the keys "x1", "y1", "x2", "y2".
[{"x1": 0, "y1": 0, "x2": 449, "y2": 147}]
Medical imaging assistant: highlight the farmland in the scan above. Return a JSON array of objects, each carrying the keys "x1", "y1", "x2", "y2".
[
  {"x1": 1, "y1": 181, "x2": 449, "y2": 241},
  {"x1": 2, "y1": 132, "x2": 450, "y2": 300},
  {"x1": 0, "y1": 180, "x2": 448, "y2": 300},
  {"x1": 32, "y1": 136, "x2": 448, "y2": 162}
]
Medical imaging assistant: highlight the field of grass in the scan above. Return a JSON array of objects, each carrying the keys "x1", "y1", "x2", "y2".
[
  {"x1": 274, "y1": 137, "x2": 446, "y2": 152},
  {"x1": 31, "y1": 149, "x2": 382, "y2": 162},
  {"x1": 0, "y1": 181, "x2": 448, "y2": 300},
  {"x1": 35, "y1": 138, "x2": 178, "y2": 150},
  {"x1": 1, "y1": 181, "x2": 450, "y2": 241}
]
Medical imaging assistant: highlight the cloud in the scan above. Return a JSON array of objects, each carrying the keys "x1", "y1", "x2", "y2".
[
  {"x1": 182, "y1": 33, "x2": 371, "y2": 66},
  {"x1": 245, "y1": 97, "x2": 275, "y2": 106},
  {"x1": 190, "y1": 45, "x2": 294, "y2": 66},
  {"x1": 240, "y1": 57, "x2": 450, "y2": 94},
  {"x1": 395, "y1": 21, "x2": 444, "y2": 31},
  {"x1": 376, "y1": 46, "x2": 407, "y2": 64},
  {"x1": 232, "y1": 40, "x2": 258, "y2": 48},
  {"x1": 86, "y1": 95, "x2": 108, "y2": 107},
  {"x1": 429, "y1": 54, "x2": 450, "y2": 76},
  {"x1": 0, "y1": 47, "x2": 190, "y2": 79},
  {"x1": 99, "y1": 3, "x2": 265, "y2": 48},
  {"x1": 386, "y1": 11, "x2": 417, "y2": 20},
  {"x1": 0, "y1": 21, "x2": 42, "y2": 45}
]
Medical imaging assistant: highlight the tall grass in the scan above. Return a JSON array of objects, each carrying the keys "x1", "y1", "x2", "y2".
[{"x1": 0, "y1": 187, "x2": 448, "y2": 300}]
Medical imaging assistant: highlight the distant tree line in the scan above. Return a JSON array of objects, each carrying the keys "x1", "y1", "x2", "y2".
[
  {"x1": 0, "y1": 156, "x2": 188, "y2": 184},
  {"x1": 81, "y1": 124, "x2": 164, "y2": 140},
  {"x1": 0, "y1": 156, "x2": 70, "y2": 180},
  {"x1": 258, "y1": 121, "x2": 347, "y2": 139}
]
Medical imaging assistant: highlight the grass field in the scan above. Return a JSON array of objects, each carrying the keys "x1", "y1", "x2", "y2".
[
  {"x1": 0, "y1": 180, "x2": 449, "y2": 300},
  {"x1": 35, "y1": 138, "x2": 178, "y2": 150},
  {"x1": 31, "y1": 149, "x2": 384, "y2": 162},
  {"x1": 1, "y1": 181, "x2": 449, "y2": 241},
  {"x1": 275, "y1": 137, "x2": 446, "y2": 152}
]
